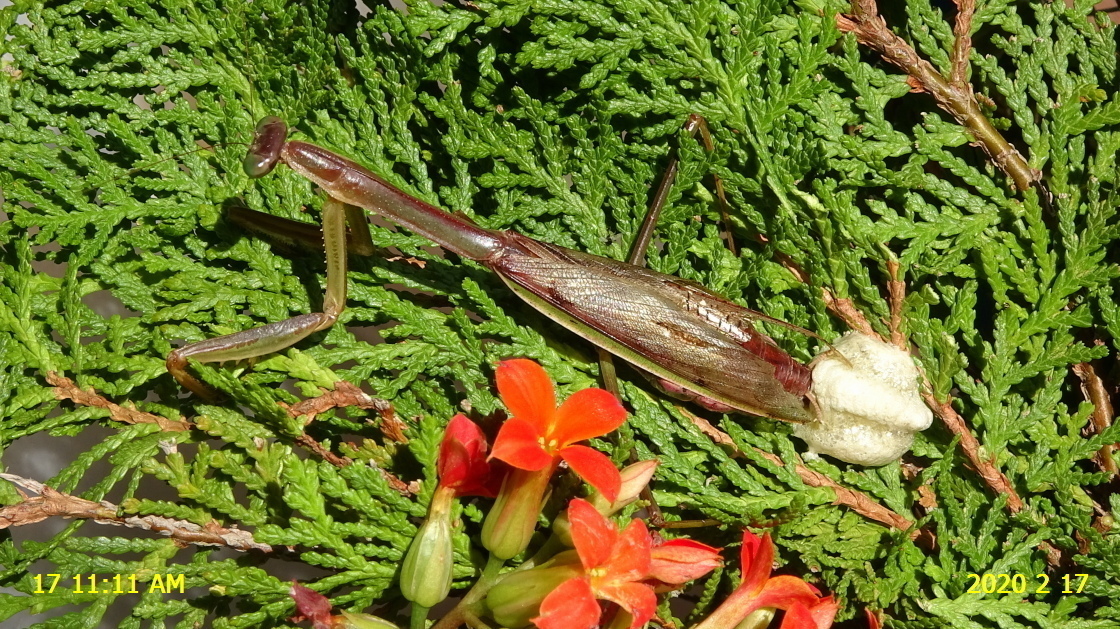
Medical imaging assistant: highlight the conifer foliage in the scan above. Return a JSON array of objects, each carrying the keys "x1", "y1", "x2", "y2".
[{"x1": 1, "y1": 0, "x2": 1119, "y2": 627}]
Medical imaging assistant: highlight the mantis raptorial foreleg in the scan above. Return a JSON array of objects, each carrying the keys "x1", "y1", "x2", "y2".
[{"x1": 166, "y1": 196, "x2": 368, "y2": 400}]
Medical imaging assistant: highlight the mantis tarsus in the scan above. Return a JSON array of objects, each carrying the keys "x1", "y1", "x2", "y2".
[{"x1": 168, "y1": 115, "x2": 817, "y2": 425}]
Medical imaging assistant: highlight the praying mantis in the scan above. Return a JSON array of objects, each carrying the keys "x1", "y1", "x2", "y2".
[{"x1": 167, "y1": 115, "x2": 819, "y2": 425}]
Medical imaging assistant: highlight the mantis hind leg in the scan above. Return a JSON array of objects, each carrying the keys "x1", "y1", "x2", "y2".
[
  {"x1": 168, "y1": 197, "x2": 361, "y2": 400},
  {"x1": 626, "y1": 114, "x2": 735, "y2": 268},
  {"x1": 597, "y1": 114, "x2": 734, "y2": 526},
  {"x1": 598, "y1": 115, "x2": 735, "y2": 397}
]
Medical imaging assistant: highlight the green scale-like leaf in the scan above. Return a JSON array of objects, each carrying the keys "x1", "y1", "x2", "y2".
[{"x1": 3, "y1": 0, "x2": 1120, "y2": 627}]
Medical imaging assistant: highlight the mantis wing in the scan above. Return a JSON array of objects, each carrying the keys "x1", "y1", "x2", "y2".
[{"x1": 492, "y1": 235, "x2": 813, "y2": 424}]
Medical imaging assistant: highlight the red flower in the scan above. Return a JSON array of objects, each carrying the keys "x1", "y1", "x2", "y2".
[
  {"x1": 533, "y1": 499, "x2": 658, "y2": 629},
  {"x1": 489, "y1": 359, "x2": 627, "y2": 501},
  {"x1": 647, "y1": 538, "x2": 722, "y2": 587},
  {"x1": 781, "y1": 597, "x2": 840, "y2": 629},
  {"x1": 438, "y1": 414, "x2": 500, "y2": 497},
  {"x1": 693, "y1": 531, "x2": 825, "y2": 629},
  {"x1": 864, "y1": 607, "x2": 882, "y2": 629}
]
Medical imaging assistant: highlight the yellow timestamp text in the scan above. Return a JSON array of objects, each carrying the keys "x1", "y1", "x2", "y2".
[
  {"x1": 32, "y1": 573, "x2": 185, "y2": 595},
  {"x1": 966, "y1": 573, "x2": 1090, "y2": 595}
]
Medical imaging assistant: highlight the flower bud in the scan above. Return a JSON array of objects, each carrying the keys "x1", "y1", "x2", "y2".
[
  {"x1": 481, "y1": 467, "x2": 553, "y2": 559},
  {"x1": 485, "y1": 559, "x2": 581, "y2": 628},
  {"x1": 400, "y1": 489, "x2": 455, "y2": 608}
]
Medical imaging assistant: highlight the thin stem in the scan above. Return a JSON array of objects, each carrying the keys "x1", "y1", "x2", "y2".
[
  {"x1": 599, "y1": 113, "x2": 734, "y2": 528},
  {"x1": 1072, "y1": 362, "x2": 1117, "y2": 475},
  {"x1": 0, "y1": 474, "x2": 274, "y2": 551},
  {"x1": 410, "y1": 605, "x2": 430, "y2": 629},
  {"x1": 681, "y1": 409, "x2": 917, "y2": 532},
  {"x1": 521, "y1": 533, "x2": 568, "y2": 571},
  {"x1": 430, "y1": 554, "x2": 505, "y2": 629}
]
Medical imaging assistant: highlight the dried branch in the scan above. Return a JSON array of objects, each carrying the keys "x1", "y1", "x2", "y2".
[
  {"x1": 1072, "y1": 362, "x2": 1117, "y2": 475},
  {"x1": 837, "y1": 0, "x2": 1040, "y2": 193},
  {"x1": 47, "y1": 372, "x2": 190, "y2": 432},
  {"x1": 922, "y1": 392, "x2": 1023, "y2": 512},
  {"x1": 760, "y1": 450, "x2": 917, "y2": 533},
  {"x1": 949, "y1": 0, "x2": 976, "y2": 89},
  {"x1": 0, "y1": 473, "x2": 272, "y2": 552},
  {"x1": 287, "y1": 381, "x2": 398, "y2": 434},
  {"x1": 292, "y1": 423, "x2": 412, "y2": 495},
  {"x1": 683, "y1": 409, "x2": 915, "y2": 532},
  {"x1": 48, "y1": 372, "x2": 409, "y2": 491},
  {"x1": 285, "y1": 383, "x2": 413, "y2": 493},
  {"x1": 293, "y1": 433, "x2": 354, "y2": 468},
  {"x1": 821, "y1": 289, "x2": 877, "y2": 337}
]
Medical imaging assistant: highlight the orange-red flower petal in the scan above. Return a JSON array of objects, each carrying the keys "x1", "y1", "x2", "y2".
[
  {"x1": 560, "y1": 445, "x2": 622, "y2": 502},
  {"x1": 496, "y1": 359, "x2": 556, "y2": 432},
  {"x1": 750, "y1": 575, "x2": 821, "y2": 611},
  {"x1": 648, "y1": 538, "x2": 722, "y2": 585},
  {"x1": 490, "y1": 417, "x2": 552, "y2": 471},
  {"x1": 597, "y1": 581, "x2": 658, "y2": 629},
  {"x1": 740, "y1": 530, "x2": 776, "y2": 595},
  {"x1": 569, "y1": 499, "x2": 616, "y2": 568},
  {"x1": 568, "y1": 499, "x2": 652, "y2": 581},
  {"x1": 692, "y1": 531, "x2": 829, "y2": 629},
  {"x1": 781, "y1": 597, "x2": 839, "y2": 629},
  {"x1": 534, "y1": 577, "x2": 600, "y2": 629},
  {"x1": 606, "y1": 518, "x2": 653, "y2": 579},
  {"x1": 864, "y1": 607, "x2": 881, "y2": 629},
  {"x1": 782, "y1": 602, "x2": 816, "y2": 629},
  {"x1": 551, "y1": 387, "x2": 627, "y2": 445},
  {"x1": 541, "y1": 501, "x2": 659, "y2": 629},
  {"x1": 809, "y1": 596, "x2": 840, "y2": 629}
]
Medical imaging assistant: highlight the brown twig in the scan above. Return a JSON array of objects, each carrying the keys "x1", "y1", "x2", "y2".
[
  {"x1": 683, "y1": 410, "x2": 916, "y2": 532},
  {"x1": 837, "y1": 0, "x2": 1040, "y2": 193},
  {"x1": 293, "y1": 433, "x2": 353, "y2": 468},
  {"x1": 285, "y1": 383, "x2": 413, "y2": 493},
  {"x1": 0, "y1": 473, "x2": 272, "y2": 552},
  {"x1": 47, "y1": 372, "x2": 190, "y2": 432},
  {"x1": 820, "y1": 289, "x2": 877, "y2": 337},
  {"x1": 287, "y1": 381, "x2": 400, "y2": 439},
  {"x1": 1072, "y1": 362, "x2": 1118, "y2": 475},
  {"x1": 295, "y1": 434, "x2": 413, "y2": 494},
  {"x1": 922, "y1": 392, "x2": 1023, "y2": 512},
  {"x1": 760, "y1": 451, "x2": 917, "y2": 533},
  {"x1": 48, "y1": 372, "x2": 401, "y2": 488},
  {"x1": 949, "y1": 0, "x2": 975, "y2": 89},
  {"x1": 886, "y1": 260, "x2": 907, "y2": 351}
]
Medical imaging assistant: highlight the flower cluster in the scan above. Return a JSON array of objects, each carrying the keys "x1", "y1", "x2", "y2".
[{"x1": 290, "y1": 359, "x2": 840, "y2": 629}]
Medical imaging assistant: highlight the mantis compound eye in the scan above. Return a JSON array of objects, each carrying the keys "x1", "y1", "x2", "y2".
[{"x1": 243, "y1": 115, "x2": 288, "y2": 178}]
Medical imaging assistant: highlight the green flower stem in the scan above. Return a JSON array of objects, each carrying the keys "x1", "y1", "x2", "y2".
[
  {"x1": 410, "y1": 604, "x2": 430, "y2": 629},
  {"x1": 430, "y1": 554, "x2": 505, "y2": 629}
]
